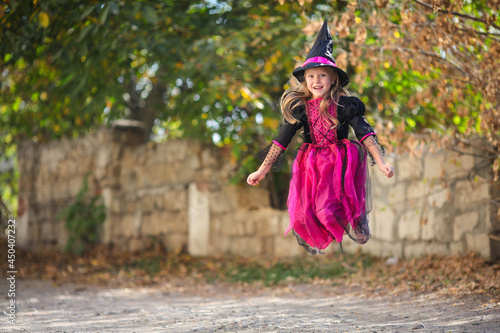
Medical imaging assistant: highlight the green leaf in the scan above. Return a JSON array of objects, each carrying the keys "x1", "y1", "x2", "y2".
[
  {"x1": 80, "y1": 5, "x2": 95, "y2": 21},
  {"x1": 100, "y1": 4, "x2": 111, "y2": 25},
  {"x1": 142, "y1": 5, "x2": 159, "y2": 25}
]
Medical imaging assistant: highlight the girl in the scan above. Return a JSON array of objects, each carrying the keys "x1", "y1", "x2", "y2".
[{"x1": 247, "y1": 20, "x2": 394, "y2": 254}]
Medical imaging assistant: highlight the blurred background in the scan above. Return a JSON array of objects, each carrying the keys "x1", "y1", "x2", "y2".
[{"x1": 0, "y1": 0, "x2": 499, "y2": 294}]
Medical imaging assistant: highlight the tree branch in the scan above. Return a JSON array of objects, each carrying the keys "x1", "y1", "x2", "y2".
[{"x1": 413, "y1": 0, "x2": 500, "y2": 31}]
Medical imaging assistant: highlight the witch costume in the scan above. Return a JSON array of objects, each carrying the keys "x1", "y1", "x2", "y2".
[{"x1": 258, "y1": 20, "x2": 381, "y2": 254}]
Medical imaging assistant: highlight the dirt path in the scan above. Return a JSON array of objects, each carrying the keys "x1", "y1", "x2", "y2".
[{"x1": 1, "y1": 279, "x2": 499, "y2": 332}]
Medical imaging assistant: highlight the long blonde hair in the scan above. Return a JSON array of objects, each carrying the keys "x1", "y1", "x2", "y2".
[{"x1": 280, "y1": 68, "x2": 348, "y2": 128}]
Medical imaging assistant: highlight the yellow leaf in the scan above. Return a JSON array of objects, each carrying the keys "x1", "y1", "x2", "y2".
[
  {"x1": 263, "y1": 117, "x2": 279, "y2": 130},
  {"x1": 39, "y1": 11, "x2": 50, "y2": 28},
  {"x1": 394, "y1": 31, "x2": 401, "y2": 38},
  {"x1": 240, "y1": 87, "x2": 254, "y2": 101},
  {"x1": 264, "y1": 60, "x2": 273, "y2": 75}
]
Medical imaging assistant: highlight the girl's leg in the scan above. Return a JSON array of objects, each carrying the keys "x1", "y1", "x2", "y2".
[{"x1": 353, "y1": 215, "x2": 371, "y2": 244}]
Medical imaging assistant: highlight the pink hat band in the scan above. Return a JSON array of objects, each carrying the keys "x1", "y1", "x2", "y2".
[{"x1": 303, "y1": 56, "x2": 337, "y2": 67}]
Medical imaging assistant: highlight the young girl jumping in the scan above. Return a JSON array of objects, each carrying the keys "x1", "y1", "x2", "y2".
[{"x1": 247, "y1": 20, "x2": 394, "y2": 254}]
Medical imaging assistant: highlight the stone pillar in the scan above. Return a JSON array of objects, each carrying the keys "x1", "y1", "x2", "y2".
[{"x1": 188, "y1": 182, "x2": 210, "y2": 256}]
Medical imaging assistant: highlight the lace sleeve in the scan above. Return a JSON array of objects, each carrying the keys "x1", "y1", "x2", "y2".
[
  {"x1": 256, "y1": 142, "x2": 286, "y2": 172},
  {"x1": 362, "y1": 135, "x2": 385, "y2": 166}
]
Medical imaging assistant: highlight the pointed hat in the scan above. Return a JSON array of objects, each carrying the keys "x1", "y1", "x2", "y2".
[{"x1": 292, "y1": 20, "x2": 349, "y2": 87}]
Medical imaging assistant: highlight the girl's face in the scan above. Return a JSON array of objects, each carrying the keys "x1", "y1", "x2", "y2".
[{"x1": 304, "y1": 67, "x2": 336, "y2": 99}]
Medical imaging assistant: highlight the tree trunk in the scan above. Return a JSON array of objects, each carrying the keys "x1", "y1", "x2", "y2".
[{"x1": 127, "y1": 80, "x2": 166, "y2": 143}]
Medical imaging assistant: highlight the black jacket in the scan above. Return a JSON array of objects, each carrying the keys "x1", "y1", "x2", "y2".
[{"x1": 273, "y1": 96, "x2": 376, "y2": 149}]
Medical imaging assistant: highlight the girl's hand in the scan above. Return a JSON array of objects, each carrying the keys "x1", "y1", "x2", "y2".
[
  {"x1": 247, "y1": 170, "x2": 266, "y2": 186},
  {"x1": 379, "y1": 163, "x2": 394, "y2": 178}
]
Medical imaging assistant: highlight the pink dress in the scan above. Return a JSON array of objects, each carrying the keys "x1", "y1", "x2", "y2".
[{"x1": 285, "y1": 98, "x2": 371, "y2": 253}]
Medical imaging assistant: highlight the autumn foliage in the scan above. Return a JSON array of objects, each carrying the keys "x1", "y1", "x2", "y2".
[
  {"x1": 3, "y1": 241, "x2": 499, "y2": 303},
  {"x1": 1, "y1": 1, "x2": 499, "y2": 216}
]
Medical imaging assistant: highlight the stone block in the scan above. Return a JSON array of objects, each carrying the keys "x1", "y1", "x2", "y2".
[
  {"x1": 407, "y1": 197, "x2": 426, "y2": 210},
  {"x1": 404, "y1": 242, "x2": 449, "y2": 258},
  {"x1": 261, "y1": 236, "x2": 274, "y2": 255},
  {"x1": 120, "y1": 168, "x2": 140, "y2": 191},
  {"x1": 112, "y1": 236, "x2": 129, "y2": 251},
  {"x1": 453, "y1": 211, "x2": 479, "y2": 241},
  {"x1": 209, "y1": 234, "x2": 230, "y2": 255},
  {"x1": 237, "y1": 186, "x2": 271, "y2": 210},
  {"x1": 101, "y1": 188, "x2": 113, "y2": 213},
  {"x1": 423, "y1": 152, "x2": 445, "y2": 181},
  {"x1": 101, "y1": 213, "x2": 118, "y2": 243},
  {"x1": 188, "y1": 182, "x2": 210, "y2": 256},
  {"x1": 371, "y1": 207, "x2": 396, "y2": 241},
  {"x1": 117, "y1": 214, "x2": 140, "y2": 238},
  {"x1": 386, "y1": 182, "x2": 406, "y2": 206},
  {"x1": 444, "y1": 150, "x2": 475, "y2": 179},
  {"x1": 36, "y1": 182, "x2": 52, "y2": 203},
  {"x1": 227, "y1": 236, "x2": 263, "y2": 256},
  {"x1": 398, "y1": 209, "x2": 421, "y2": 240},
  {"x1": 165, "y1": 187, "x2": 188, "y2": 212},
  {"x1": 168, "y1": 212, "x2": 188, "y2": 234},
  {"x1": 165, "y1": 233, "x2": 187, "y2": 253},
  {"x1": 280, "y1": 214, "x2": 292, "y2": 233},
  {"x1": 153, "y1": 195, "x2": 165, "y2": 210},
  {"x1": 434, "y1": 212, "x2": 453, "y2": 242},
  {"x1": 244, "y1": 218, "x2": 258, "y2": 235},
  {"x1": 40, "y1": 144, "x2": 66, "y2": 170},
  {"x1": 137, "y1": 195, "x2": 156, "y2": 213},
  {"x1": 128, "y1": 238, "x2": 147, "y2": 253},
  {"x1": 154, "y1": 139, "x2": 191, "y2": 163},
  {"x1": 449, "y1": 241, "x2": 465, "y2": 255},
  {"x1": 209, "y1": 187, "x2": 238, "y2": 214},
  {"x1": 465, "y1": 233, "x2": 491, "y2": 260},
  {"x1": 41, "y1": 222, "x2": 56, "y2": 243},
  {"x1": 141, "y1": 212, "x2": 171, "y2": 236},
  {"x1": 398, "y1": 155, "x2": 423, "y2": 181},
  {"x1": 218, "y1": 214, "x2": 245, "y2": 237},
  {"x1": 407, "y1": 180, "x2": 430, "y2": 200},
  {"x1": 427, "y1": 186, "x2": 451, "y2": 208},
  {"x1": 274, "y1": 233, "x2": 304, "y2": 257},
  {"x1": 255, "y1": 209, "x2": 282, "y2": 237},
  {"x1": 421, "y1": 208, "x2": 437, "y2": 241},
  {"x1": 360, "y1": 238, "x2": 403, "y2": 258},
  {"x1": 201, "y1": 147, "x2": 219, "y2": 168},
  {"x1": 454, "y1": 180, "x2": 490, "y2": 209}
]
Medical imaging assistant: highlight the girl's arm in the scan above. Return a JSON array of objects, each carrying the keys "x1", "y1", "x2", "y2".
[
  {"x1": 247, "y1": 143, "x2": 284, "y2": 186},
  {"x1": 247, "y1": 163, "x2": 272, "y2": 186},
  {"x1": 363, "y1": 136, "x2": 394, "y2": 178}
]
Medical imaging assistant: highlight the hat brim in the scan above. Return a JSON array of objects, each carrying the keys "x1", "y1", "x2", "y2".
[{"x1": 292, "y1": 63, "x2": 349, "y2": 87}]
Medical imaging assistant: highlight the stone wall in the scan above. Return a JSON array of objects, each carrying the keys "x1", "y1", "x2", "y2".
[
  {"x1": 17, "y1": 128, "x2": 499, "y2": 260},
  {"x1": 343, "y1": 143, "x2": 499, "y2": 261}
]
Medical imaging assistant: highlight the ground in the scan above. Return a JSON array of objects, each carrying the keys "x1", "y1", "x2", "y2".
[
  {"x1": 1, "y1": 248, "x2": 499, "y2": 332},
  {"x1": 1, "y1": 278, "x2": 499, "y2": 333}
]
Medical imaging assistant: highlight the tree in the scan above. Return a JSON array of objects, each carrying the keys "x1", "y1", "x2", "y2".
[
  {"x1": 1, "y1": 0, "x2": 498, "y2": 213},
  {"x1": 326, "y1": 0, "x2": 499, "y2": 159},
  {"x1": 0, "y1": 0, "x2": 335, "y2": 210}
]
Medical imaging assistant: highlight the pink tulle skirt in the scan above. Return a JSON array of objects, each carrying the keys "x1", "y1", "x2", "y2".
[{"x1": 285, "y1": 139, "x2": 371, "y2": 250}]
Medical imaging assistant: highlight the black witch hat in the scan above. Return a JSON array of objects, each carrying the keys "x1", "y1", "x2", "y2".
[{"x1": 292, "y1": 20, "x2": 349, "y2": 87}]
